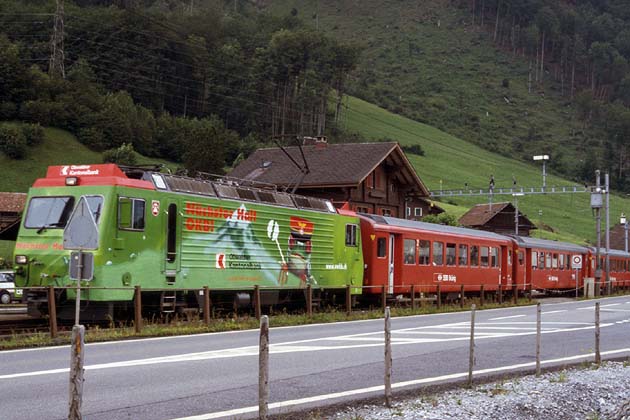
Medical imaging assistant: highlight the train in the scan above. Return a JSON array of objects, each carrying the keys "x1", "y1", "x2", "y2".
[{"x1": 11, "y1": 163, "x2": 630, "y2": 320}]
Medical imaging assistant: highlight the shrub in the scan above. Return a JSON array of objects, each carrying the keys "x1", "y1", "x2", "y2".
[
  {"x1": 77, "y1": 127, "x2": 107, "y2": 150},
  {"x1": 21, "y1": 123, "x2": 45, "y2": 146},
  {"x1": 0, "y1": 101, "x2": 17, "y2": 119},
  {"x1": 0, "y1": 125, "x2": 27, "y2": 159},
  {"x1": 402, "y1": 144, "x2": 425, "y2": 156},
  {"x1": 102, "y1": 143, "x2": 137, "y2": 166}
]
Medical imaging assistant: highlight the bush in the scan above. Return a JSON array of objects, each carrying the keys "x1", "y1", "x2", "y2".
[
  {"x1": 102, "y1": 143, "x2": 137, "y2": 166},
  {"x1": 0, "y1": 101, "x2": 17, "y2": 119},
  {"x1": 402, "y1": 144, "x2": 425, "y2": 156},
  {"x1": 21, "y1": 123, "x2": 45, "y2": 146},
  {"x1": 77, "y1": 127, "x2": 107, "y2": 150},
  {"x1": 0, "y1": 125, "x2": 27, "y2": 159}
]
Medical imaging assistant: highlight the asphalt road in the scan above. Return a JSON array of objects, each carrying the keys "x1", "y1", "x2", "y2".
[{"x1": 1, "y1": 296, "x2": 629, "y2": 420}]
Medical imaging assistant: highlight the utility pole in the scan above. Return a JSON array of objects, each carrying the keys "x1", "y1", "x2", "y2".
[
  {"x1": 591, "y1": 170, "x2": 603, "y2": 297},
  {"x1": 49, "y1": 0, "x2": 65, "y2": 79},
  {"x1": 605, "y1": 172, "x2": 610, "y2": 295}
]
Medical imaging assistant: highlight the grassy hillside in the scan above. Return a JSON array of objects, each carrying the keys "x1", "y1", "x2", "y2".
[
  {"x1": 0, "y1": 126, "x2": 174, "y2": 192},
  {"x1": 269, "y1": 0, "x2": 590, "y2": 178},
  {"x1": 342, "y1": 95, "x2": 624, "y2": 244}
]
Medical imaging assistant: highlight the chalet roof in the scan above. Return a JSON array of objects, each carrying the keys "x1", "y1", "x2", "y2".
[
  {"x1": 459, "y1": 202, "x2": 536, "y2": 229},
  {"x1": 0, "y1": 192, "x2": 26, "y2": 213},
  {"x1": 229, "y1": 142, "x2": 429, "y2": 196}
]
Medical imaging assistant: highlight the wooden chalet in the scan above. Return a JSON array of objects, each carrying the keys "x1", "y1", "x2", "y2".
[
  {"x1": 0, "y1": 192, "x2": 27, "y2": 240},
  {"x1": 229, "y1": 139, "x2": 441, "y2": 219},
  {"x1": 459, "y1": 202, "x2": 536, "y2": 236},
  {"x1": 609, "y1": 224, "x2": 629, "y2": 251}
]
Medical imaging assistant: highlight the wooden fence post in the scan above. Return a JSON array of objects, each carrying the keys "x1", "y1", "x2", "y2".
[
  {"x1": 437, "y1": 283, "x2": 441, "y2": 309},
  {"x1": 595, "y1": 302, "x2": 601, "y2": 365},
  {"x1": 259, "y1": 315, "x2": 269, "y2": 420},
  {"x1": 203, "y1": 286, "x2": 210, "y2": 326},
  {"x1": 254, "y1": 285, "x2": 261, "y2": 320},
  {"x1": 480, "y1": 284, "x2": 485, "y2": 308},
  {"x1": 513, "y1": 285, "x2": 518, "y2": 305},
  {"x1": 381, "y1": 285, "x2": 387, "y2": 313},
  {"x1": 68, "y1": 325, "x2": 85, "y2": 420},
  {"x1": 536, "y1": 302, "x2": 541, "y2": 376},
  {"x1": 48, "y1": 286, "x2": 57, "y2": 339},
  {"x1": 460, "y1": 284, "x2": 465, "y2": 309},
  {"x1": 468, "y1": 304, "x2": 476, "y2": 387},
  {"x1": 410, "y1": 284, "x2": 415, "y2": 310},
  {"x1": 346, "y1": 285, "x2": 352, "y2": 316},
  {"x1": 134, "y1": 285, "x2": 142, "y2": 334},
  {"x1": 384, "y1": 306, "x2": 392, "y2": 408},
  {"x1": 306, "y1": 284, "x2": 313, "y2": 317}
]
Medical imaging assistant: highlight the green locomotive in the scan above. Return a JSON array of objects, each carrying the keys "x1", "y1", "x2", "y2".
[{"x1": 13, "y1": 164, "x2": 363, "y2": 320}]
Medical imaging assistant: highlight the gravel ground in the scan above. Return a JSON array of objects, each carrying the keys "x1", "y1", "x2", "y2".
[{"x1": 330, "y1": 361, "x2": 630, "y2": 420}]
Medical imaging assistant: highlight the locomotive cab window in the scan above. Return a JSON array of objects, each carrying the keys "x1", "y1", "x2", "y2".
[
  {"x1": 118, "y1": 197, "x2": 145, "y2": 231},
  {"x1": 377, "y1": 238, "x2": 387, "y2": 258},
  {"x1": 25, "y1": 196, "x2": 75, "y2": 230},
  {"x1": 345, "y1": 224, "x2": 358, "y2": 246}
]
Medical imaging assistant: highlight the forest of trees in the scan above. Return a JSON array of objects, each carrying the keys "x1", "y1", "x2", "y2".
[
  {"x1": 461, "y1": 0, "x2": 630, "y2": 190},
  {"x1": 0, "y1": 0, "x2": 360, "y2": 173}
]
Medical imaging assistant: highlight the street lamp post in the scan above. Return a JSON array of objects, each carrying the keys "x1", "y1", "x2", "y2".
[
  {"x1": 621, "y1": 213, "x2": 628, "y2": 253},
  {"x1": 533, "y1": 155, "x2": 549, "y2": 192},
  {"x1": 513, "y1": 193, "x2": 524, "y2": 235}
]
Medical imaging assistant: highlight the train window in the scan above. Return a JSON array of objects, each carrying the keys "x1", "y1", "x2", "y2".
[
  {"x1": 118, "y1": 197, "x2": 145, "y2": 231},
  {"x1": 518, "y1": 251, "x2": 524, "y2": 265},
  {"x1": 166, "y1": 203, "x2": 177, "y2": 263},
  {"x1": 404, "y1": 239, "x2": 416, "y2": 264},
  {"x1": 480, "y1": 247, "x2": 489, "y2": 267},
  {"x1": 345, "y1": 224, "x2": 358, "y2": 246},
  {"x1": 552, "y1": 253, "x2": 558, "y2": 269},
  {"x1": 532, "y1": 251, "x2": 538, "y2": 269},
  {"x1": 507, "y1": 249, "x2": 512, "y2": 266},
  {"x1": 545, "y1": 252, "x2": 552, "y2": 269},
  {"x1": 377, "y1": 238, "x2": 387, "y2": 258},
  {"x1": 419, "y1": 240, "x2": 430, "y2": 265},
  {"x1": 24, "y1": 196, "x2": 75, "y2": 230},
  {"x1": 446, "y1": 243, "x2": 456, "y2": 266},
  {"x1": 432, "y1": 242, "x2": 444, "y2": 266},
  {"x1": 84, "y1": 196, "x2": 104, "y2": 224},
  {"x1": 458, "y1": 244, "x2": 468, "y2": 266},
  {"x1": 559, "y1": 254, "x2": 565, "y2": 270},
  {"x1": 491, "y1": 247, "x2": 499, "y2": 267},
  {"x1": 470, "y1": 246, "x2": 479, "y2": 267},
  {"x1": 566, "y1": 254, "x2": 571, "y2": 269},
  {"x1": 539, "y1": 252, "x2": 545, "y2": 269}
]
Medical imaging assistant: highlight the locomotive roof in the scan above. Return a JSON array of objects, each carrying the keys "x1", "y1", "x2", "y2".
[
  {"x1": 361, "y1": 214, "x2": 511, "y2": 241},
  {"x1": 508, "y1": 235, "x2": 590, "y2": 253}
]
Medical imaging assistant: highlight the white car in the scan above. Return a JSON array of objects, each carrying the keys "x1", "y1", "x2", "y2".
[{"x1": 0, "y1": 271, "x2": 20, "y2": 304}]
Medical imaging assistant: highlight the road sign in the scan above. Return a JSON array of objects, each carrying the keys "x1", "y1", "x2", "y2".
[
  {"x1": 63, "y1": 196, "x2": 99, "y2": 250},
  {"x1": 69, "y1": 252, "x2": 94, "y2": 281},
  {"x1": 571, "y1": 255, "x2": 583, "y2": 269}
]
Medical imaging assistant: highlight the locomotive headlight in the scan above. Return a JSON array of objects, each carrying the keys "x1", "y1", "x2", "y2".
[
  {"x1": 15, "y1": 255, "x2": 28, "y2": 265},
  {"x1": 65, "y1": 177, "x2": 79, "y2": 186}
]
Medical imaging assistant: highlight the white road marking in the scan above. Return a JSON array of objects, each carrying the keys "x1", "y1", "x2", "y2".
[
  {"x1": 170, "y1": 348, "x2": 630, "y2": 420},
  {"x1": 489, "y1": 314, "x2": 527, "y2": 320},
  {"x1": 541, "y1": 310, "x2": 567, "y2": 315}
]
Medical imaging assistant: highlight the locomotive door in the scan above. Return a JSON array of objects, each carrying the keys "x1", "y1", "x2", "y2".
[
  {"x1": 388, "y1": 235, "x2": 394, "y2": 294},
  {"x1": 164, "y1": 202, "x2": 180, "y2": 282}
]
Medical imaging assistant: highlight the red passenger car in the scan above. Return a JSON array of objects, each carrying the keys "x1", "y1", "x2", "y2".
[
  {"x1": 358, "y1": 214, "x2": 513, "y2": 297},
  {"x1": 510, "y1": 236, "x2": 590, "y2": 292}
]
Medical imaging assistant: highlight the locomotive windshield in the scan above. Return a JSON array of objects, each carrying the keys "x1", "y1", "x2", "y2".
[{"x1": 25, "y1": 196, "x2": 75, "y2": 230}]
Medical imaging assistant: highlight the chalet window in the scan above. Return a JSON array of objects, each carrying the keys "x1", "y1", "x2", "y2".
[
  {"x1": 377, "y1": 238, "x2": 387, "y2": 258},
  {"x1": 446, "y1": 243, "x2": 456, "y2": 266},
  {"x1": 414, "y1": 207, "x2": 422, "y2": 217},
  {"x1": 458, "y1": 244, "x2": 468, "y2": 266},
  {"x1": 432, "y1": 242, "x2": 444, "y2": 266},
  {"x1": 381, "y1": 208, "x2": 392, "y2": 216},
  {"x1": 404, "y1": 239, "x2": 416, "y2": 264},
  {"x1": 470, "y1": 245, "x2": 479, "y2": 267},
  {"x1": 345, "y1": 224, "x2": 358, "y2": 246},
  {"x1": 418, "y1": 240, "x2": 430, "y2": 265},
  {"x1": 406, "y1": 207, "x2": 411, "y2": 217}
]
